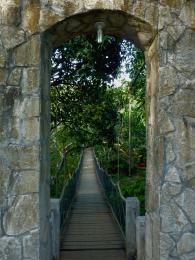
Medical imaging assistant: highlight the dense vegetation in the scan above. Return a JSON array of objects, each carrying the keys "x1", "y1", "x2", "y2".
[{"x1": 50, "y1": 34, "x2": 146, "y2": 214}]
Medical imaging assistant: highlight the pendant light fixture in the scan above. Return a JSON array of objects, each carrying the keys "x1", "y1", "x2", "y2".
[{"x1": 95, "y1": 22, "x2": 105, "y2": 43}]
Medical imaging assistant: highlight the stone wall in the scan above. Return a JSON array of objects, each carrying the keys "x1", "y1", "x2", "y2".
[{"x1": 0, "y1": 0, "x2": 194, "y2": 259}]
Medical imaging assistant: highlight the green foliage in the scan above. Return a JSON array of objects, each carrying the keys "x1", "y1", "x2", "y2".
[
  {"x1": 50, "y1": 36, "x2": 146, "y2": 210},
  {"x1": 95, "y1": 43, "x2": 146, "y2": 214},
  {"x1": 51, "y1": 35, "x2": 123, "y2": 145},
  {"x1": 114, "y1": 174, "x2": 146, "y2": 215},
  {"x1": 50, "y1": 127, "x2": 81, "y2": 197}
]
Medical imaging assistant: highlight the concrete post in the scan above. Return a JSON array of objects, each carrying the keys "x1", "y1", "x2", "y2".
[
  {"x1": 136, "y1": 216, "x2": 145, "y2": 260},
  {"x1": 126, "y1": 197, "x2": 140, "y2": 260},
  {"x1": 50, "y1": 199, "x2": 60, "y2": 260}
]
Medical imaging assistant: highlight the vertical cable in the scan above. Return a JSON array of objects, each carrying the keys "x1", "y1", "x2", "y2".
[{"x1": 128, "y1": 86, "x2": 132, "y2": 177}]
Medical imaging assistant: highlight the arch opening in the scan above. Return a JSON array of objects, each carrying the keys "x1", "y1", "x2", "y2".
[{"x1": 42, "y1": 9, "x2": 156, "y2": 260}]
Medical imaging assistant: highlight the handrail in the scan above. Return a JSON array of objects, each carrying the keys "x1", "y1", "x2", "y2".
[
  {"x1": 94, "y1": 152, "x2": 143, "y2": 259},
  {"x1": 93, "y1": 153, "x2": 126, "y2": 236},
  {"x1": 59, "y1": 150, "x2": 83, "y2": 229},
  {"x1": 50, "y1": 150, "x2": 83, "y2": 260}
]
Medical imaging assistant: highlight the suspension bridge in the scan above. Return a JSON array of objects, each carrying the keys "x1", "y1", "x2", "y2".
[{"x1": 50, "y1": 148, "x2": 143, "y2": 260}]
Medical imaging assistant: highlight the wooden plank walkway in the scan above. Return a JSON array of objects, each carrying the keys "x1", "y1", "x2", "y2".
[{"x1": 60, "y1": 148, "x2": 126, "y2": 260}]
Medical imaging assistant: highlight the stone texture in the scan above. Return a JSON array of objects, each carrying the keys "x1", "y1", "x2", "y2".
[
  {"x1": 159, "y1": 112, "x2": 175, "y2": 135},
  {"x1": 136, "y1": 216, "x2": 145, "y2": 260},
  {"x1": 0, "y1": 236, "x2": 22, "y2": 260},
  {"x1": 0, "y1": 1, "x2": 21, "y2": 26},
  {"x1": 175, "y1": 189, "x2": 195, "y2": 224},
  {"x1": 162, "y1": 182, "x2": 182, "y2": 202},
  {"x1": 7, "y1": 68, "x2": 22, "y2": 86},
  {"x1": 0, "y1": 68, "x2": 8, "y2": 85},
  {"x1": 177, "y1": 233, "x2": 195, "y2": 255},
  {"x1": 165, "y1": 167, "x2": 181, "y2": 183},
  {"x1": 6, "y1": 145, "x2": 39, "y2": 170},
  {"x1": 22, "y1": 68, "x2": 40, "y2": 94},
  {"x1": 13, "y1": 96, "x2": 40, "y2": 118},
  {"x1": 0, "y1": 1, "x2": 194, "y2": 260},
  {"x1": 160, "y1": 203, "x2": 190, "y2": 233},
  {"x1": 183, "y1": 163, "x2": 195, "y2": 188},
  {"x1": 22, "y1": 117, "x2": 40, "y2": 142},
  {"x1": 0, "y1": 47, "x2": 6, "y2": 67},
  {"x1": 22, "y1": 0, "x2": 40, "y2": 35},
  {"x1": 23, "y1": 229, "x2": 39, "y2": 259},
  {"x1": 159, "y1": 66, "x2": 177, "y2": 98},
  {"x1": 166, "y1": 142, "x2": 176, "y2": 164},
  {"x1": 0, "y1": 160, "x2": 11, "y2": 207},
  {"x1": 13, "y1": 36, "x2": 40, "y2": 66},
  {"x1": 0, "y1": 26, "x2": 25, "y2": 50},
  {"x1": 160, "y1": 233, "x2": 175, "y2": 259},
  {"x1": 3, "y1": 194, "x2": 39, "y2": 235},
  {"x1": 10, "y1": 171, "x2": 39, "y2": 195}
]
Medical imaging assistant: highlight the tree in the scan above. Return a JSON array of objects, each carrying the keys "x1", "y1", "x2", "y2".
[{"x1": 51, "y1": 35, "x2": 123, "y2": 145}]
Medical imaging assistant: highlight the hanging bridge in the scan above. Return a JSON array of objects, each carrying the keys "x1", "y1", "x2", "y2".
[{"x1": 50, "y1": 148, "x2": 143, "y2": 260}]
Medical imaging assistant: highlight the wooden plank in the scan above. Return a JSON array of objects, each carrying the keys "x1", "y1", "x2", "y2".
[
  {"x1": 61, "y1": 244, "x2": 124, "y2": 250},
  {"x1": 62, "y1": 234, "x2": 123, "y2": 241},
  {"x1": 61, "y1": 249, "x2": 126, "y2": 260}
]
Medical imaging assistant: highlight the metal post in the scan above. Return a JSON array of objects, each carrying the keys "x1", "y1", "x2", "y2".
[{"x1": 126, "y1": 197, "x2": 140, "y2": 259}]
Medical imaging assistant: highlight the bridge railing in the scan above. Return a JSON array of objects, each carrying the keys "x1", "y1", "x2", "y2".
[
  {"x1": 50, "y1": 151, "x2": 83, "y2": 260},
  {"x1": 94, "y1": 157, "x2": 126, "y2": 235},
  {"x1": 94, "y1": 153, "x2": 145, "y2": 260}
]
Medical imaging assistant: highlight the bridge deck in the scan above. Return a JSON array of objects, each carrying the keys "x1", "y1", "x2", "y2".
[{"x1": 60, "y1": 148, "x2": 126, "y2": 260}]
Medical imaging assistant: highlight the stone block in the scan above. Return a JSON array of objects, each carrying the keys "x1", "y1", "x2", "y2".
[
  {"x1": 0, "y1": 26, "x2": 25, "y2": 50},
  {"x1": 0, "y1": 236, "x2": 21, "y2": 260},
  {"x1": 13, "y1": 96, "x2": 40, "y2": 118},
  {"x1": 22, "y1": 117, "x2": 40, "y2": 142},
  {"x1": 0, "y1": 1, "x2": 21, "y2": 26},
  {"x1": 50, "y1": 0, "x2": 83, "y2": 16},
  {"x1": 7, "y1": 145, "x2": 40, "y2": 170},
  {"x1": 160, "y1": 0, "x2": 184, "y2": 9},
  {"x1": 177, "y1": 232, "x2": 195, "y2": 255},
  {"x1": 0, "y1": 47, "x2": 6, "y2": 67},
  {"x1": 22, "y1": 68, "x2": 40, "y2": 94},
  {"x1": 160, "y1": 233, "x2": 175, "y2": 259},
  {"x1": 40, "y1": 9, "x2": 64, "y2": 31},
  {"x1": 23, "y1": 229, "x2": 39, "y2": 259},
  {"x1": 158, "y1": 112, "x2": 175, "y2": 135},
  {"x1": 166, "y1": 142, "x2": 176, "y2": 164},
  {"x1": 0, "y1": 68, "x2": 8, "y2": 85},
  {"x1": 8, "y1": 68, "x2": 22, "y2": 86},
  {"x1": 183, "y1": 163, "x2": 195, "y2": 187},
  {"x1": 84, "y1": 0, "x2": 113, "y2": 10},
  {"x1": 175, "y1": 189, "x2": 195, "y2": 224},
  {"x1": 159, "y1": 66, "x2": 177, "y2": 97},
  {"x1": 3, "y1": 87, "x2": 22, "y2": 116},
  {"x1": 161, "y1": 182, "x2": 182, "y2": 203},
  {"x1": 10, "y1": 171, "x2": 39, "y2": 195},
  {"x1": 171, "y1": 90, "x2": 195, "y2": 117},
  {"x1": 165, "y1": 167, "x2": 181, "y2": 183},
  {"x1": 22, "y1": 0, "x2": 40, "y2": 35},
  {"x1": 160, "y1": 203, "x2": 190, "y2": 233},
  {"x1": 3, "y1": 194, "x2": 39, "y2": 235},
  {"x1": 0, "y1": 160, "x2": 11, "y2": 207},
  {"x1": 13, "y1": 36, "x2": 40, "y2": 66},
  {"x1": 175, "y1": 118, "x2": 195, "y2": 168}
]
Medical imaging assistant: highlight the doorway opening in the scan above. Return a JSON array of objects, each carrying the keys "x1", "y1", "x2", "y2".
[{"x1": 48, "y1": 12, "x2": 148, "y2": 259}]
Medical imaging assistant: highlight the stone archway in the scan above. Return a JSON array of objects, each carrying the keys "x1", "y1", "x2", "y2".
[{"x1": 0, "y1": 1, "x2": 195, "y2": 260}]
